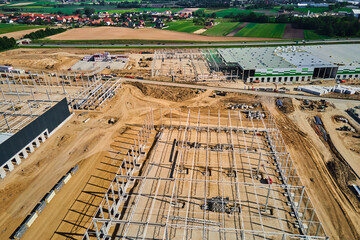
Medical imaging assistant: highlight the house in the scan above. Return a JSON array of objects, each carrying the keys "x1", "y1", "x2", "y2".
[{"x1": 154, "y1": 18, "x2": 164, "y2": 29}]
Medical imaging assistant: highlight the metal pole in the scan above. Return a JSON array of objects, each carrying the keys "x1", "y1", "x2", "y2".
[
  {"x1": 17, "y1": 72, "x2": 25, "y2": 92},
  {"x1": 264, "y1": 183, "x2": 271, "y2": 211},
  {"x1": 0, "y1": 87, "x2": 6, "y2": 101}
]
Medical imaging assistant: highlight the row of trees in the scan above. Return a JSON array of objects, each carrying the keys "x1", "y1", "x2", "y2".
[
  {"x1": 24, "y1": 28, "x2": 67, "y2": 40},
  {"x1": 229, "y1": 12, "x2": 360, "y2": 37},
  {"x1": 0, "y1": 37, "x2": 16, "y2": 51}
]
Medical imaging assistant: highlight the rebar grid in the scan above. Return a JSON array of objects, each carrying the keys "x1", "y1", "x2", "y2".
[{"x1": 82, "y1": 108, "x2": 329, "y2": 240}]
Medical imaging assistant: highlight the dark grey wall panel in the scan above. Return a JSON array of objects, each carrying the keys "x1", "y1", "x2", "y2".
[{"x1": 0, "y1": 98, "x2": 70, "y2": 164}]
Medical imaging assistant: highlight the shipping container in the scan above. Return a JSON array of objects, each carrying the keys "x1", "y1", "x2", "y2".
[
  {"x1": 45, "y1": 190, "x2": 56, "y2": 203},
  {"x1": 25, "y1": 212, "x2": 38, "y2": 228},
  {"x1": 71, "y1": 165, "x2": 79, "y2": 175},
  {"x1": 63, "y1": 173, "x2": 72, "y2": 184},
  {"x1": 35, "y1": 200, "x2": 47, "y2": 215},
  {"x1": 54, "y1": 180, "x2": 65, "y2": 192},
  {"x1": 13, "y1": 224, "x2": 27, "y2": 240}
]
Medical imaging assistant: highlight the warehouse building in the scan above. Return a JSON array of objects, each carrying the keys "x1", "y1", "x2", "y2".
[
  {"x1": 0, "y1": 98, "x2": 72, "y2": 179},
  {"x1": 215, "y1": 44, "x2": 360, "y2": 83}
]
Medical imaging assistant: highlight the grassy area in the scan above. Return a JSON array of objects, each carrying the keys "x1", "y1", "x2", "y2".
[
  {"x1": 334, "y1": 7, "x2": 353, "y2": 13},
  {"x1": 202, "y1": 22, "x2": 241, "y2": 36},
  {"x1": 294, "y1": 7, "x2": 329, "y2": 13},
  {"x1": 204, "y1": 8, "x2": 275, "y2": 17},
  {"x1": 165, "y1": 21, "x2": 203, "y2": 33},
  {"x1": 234, "y1": 23, "x2": 285, "y2": 38},
  {"x1": 304, "y1": 30, "x2": 328, "y2": 40},
  {"x1": 106, "y1": 8, "x2": 179, "y2": 13},
  {"x1": 0, "y1": 23, "x2": 43, "y2": 34}
]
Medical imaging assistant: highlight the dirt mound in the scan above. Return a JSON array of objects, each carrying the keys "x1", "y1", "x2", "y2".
[
  {"x1": 48, "y1": 26, "x2": 279, "y2": 42},
  {"x1": 129, "y1": 82, "x2": 197, "y2": 102}
]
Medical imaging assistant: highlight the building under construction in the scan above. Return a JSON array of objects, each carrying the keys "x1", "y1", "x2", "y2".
[{"x1": 83, "y1": 108, "x2": 329, "y2": 240}]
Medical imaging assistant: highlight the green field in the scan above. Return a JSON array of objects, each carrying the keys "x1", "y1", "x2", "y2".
[
  {"x1": 202, "y1": 22, "x2": 241, "y2": 36},
  {"x1": 106, "y1": 8, "x2": 180, "y2": 13},
  {"x1": 294, "y1": 7, "x2": 329, "y2": 13},
  {"x1": 165, "y1": 21, "x2": 203, "y2": 33},
  {"x1": 234, "y1": 23, "x2": 285, "y2": 38},
  {"x1": 304, "y1": 30, "x2": 328, "y2": 40},
  {"x1": 0, "y1": 23, "x2": 43, "y2": 34},
  {"x1": 204, "y1": 8, "x2": 275, "y2": 17}
]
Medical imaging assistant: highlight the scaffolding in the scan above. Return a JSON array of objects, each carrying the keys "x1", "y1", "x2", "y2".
[
  {"x1": 150, "y1": 49, "x2": 226, "y2": 82},
  {"x1": 82, "y1": 108, "x2": 328, "y2": 240},
  {"x1": 0, "y1": 70, "x2": 120, "y2": 112}
]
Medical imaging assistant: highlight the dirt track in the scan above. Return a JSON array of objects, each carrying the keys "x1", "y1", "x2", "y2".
[
  {"x1": 48, "y1": 26, "x2": 278, "y2": 41},
  {"x1": 262, "y1": 98, "x2": 360, "y2": 240}
]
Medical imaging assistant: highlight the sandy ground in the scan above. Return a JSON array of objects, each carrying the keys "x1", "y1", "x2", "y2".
[
  {"x1": 0, "y1": 28, "x2": 45, "y2": 40},
  {"x1": 262, "y1": 98, "x2": 360, "y2": 240},
  {"x1": 0, "y1": 48, "x2": 359, "y2": 239},
  {"x1": 0, "y1": 48, "x2": 138, "y2": 71},
  {"x1": 193, "y1": 28, "x2": 207, "y2": 34},
  {"x1": 47, "y1": 27, "x2": 278, "y2": 41}
]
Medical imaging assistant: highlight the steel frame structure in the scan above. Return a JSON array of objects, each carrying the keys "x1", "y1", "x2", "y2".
[
  {"x1": 0, "y1": 70, "x2": 120, "y2": 112},
  {"x1": 83, "y1": 108, "x2": 328, "y2": 240}
]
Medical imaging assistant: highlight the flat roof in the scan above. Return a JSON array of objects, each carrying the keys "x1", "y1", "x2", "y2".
[
  {"x1": 218, "y1": 48, "x2": 294, "y2": 70},
  {"x1": 217, "y1": 44, "x2": 360, "y2": 70},
  {"x1": 301, "y1": 44, "x2": 360, "y2": 66}
]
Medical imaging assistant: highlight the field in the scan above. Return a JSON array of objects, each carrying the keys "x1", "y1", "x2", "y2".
[
  {"x1": 202, "y1": 22, "x2": 241, "y2": 37},
  {"x1": 47, "y1": 26, "x2": 275, "y2": 42},
  {"x1": 234, "y1": 23, "x2": 285, "y2": 38},
  {"x1": 294, "y1": 7, "x2": 330, "y2": 13},
  {"x1": 0, "y1": 23, "x2": 42, "y2": 35},
  {"x1": 165, "y1": 20, "x2": 203, "y2": 33},
  {"x1": 304, "y1": 30, "x2": 328, "y2": 40},
  {"x1": 106, "y1": 8, "x2": 180, "y2": 13},
  {"x1": 204, "y1": 8, "x2": 275, "y2": 17}
]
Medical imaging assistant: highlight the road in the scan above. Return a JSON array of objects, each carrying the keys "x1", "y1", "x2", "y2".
[
  {"x1": 29, "y1": 38, "x2": 360, "y2": 48},
  {"x1": 122, "y1": 78, "x2": 360, "y2": 105}
]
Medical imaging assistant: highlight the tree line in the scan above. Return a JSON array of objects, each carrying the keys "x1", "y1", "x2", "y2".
[
  {"x1": 24, "y1": 28, "x2": 67, "y2": 40},
  {"x1": 0, "y1": 37, "x2": 16, "y2": 51},
  {"x1": 228, "y1": 12, "x2": 360, "y2": 37}
]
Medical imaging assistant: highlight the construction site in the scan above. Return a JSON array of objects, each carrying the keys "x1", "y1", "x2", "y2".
[
  {"x1": 83, "y1": 108, "x2": 328, "y2": 240},
  {"x1": 0, "y1": 47, "x2": 359, "y2": 240}
]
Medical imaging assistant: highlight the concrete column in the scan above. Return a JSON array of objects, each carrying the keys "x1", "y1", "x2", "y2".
[
  {"x1": 14, "y1": 155, "x2": 22, "y2": 165},
  {"x1": 7, "y1": 161, "x2": 14, "y2": 171},
  {"x1": 21, "y1": 149, "x2": 29, "y2": 159},
  {"x1": 27, "y1": 144, "x2": 35, "y2": 153},
  {"x1": 39, "y1": 133, "x2": 46, "y2": 143},
  {"x1": 0, "y1": 167, "x2": 6, "y2": 179},
  {"x1": 34, "y1": 139, "x2": 40, "y2": 148}
]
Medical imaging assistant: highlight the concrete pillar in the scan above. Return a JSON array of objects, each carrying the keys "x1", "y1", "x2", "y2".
[
  {"x1": 34, "y1": 139, "x2": 40, "y2": 148},
  {"x1": 0, "y1": 167, "x2": 6, "y2": 179},
  {"x1": 27, "y1": 145, "x2": 35, "y2": 153},
  {"x1": 40, "y1": 133, "x2": 46, "y2": 142},
  {"x1": 6, "y1": 161, "x2": 14, "y2": 171},
  {"x1": 14, "y1": 155, "x2": 21, "y2": 165},
  {"x1": 21, "y1": 149, "x2": 28, "y2": 159}
]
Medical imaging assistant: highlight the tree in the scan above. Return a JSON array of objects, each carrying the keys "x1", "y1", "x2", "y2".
[{"x1": 84, "y1": 7, "x2": 95, "y2": 17}]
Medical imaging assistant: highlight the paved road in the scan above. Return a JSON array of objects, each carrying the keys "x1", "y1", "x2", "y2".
[
  {"x1": 122, "y1": 78, "x2": 360, "y2": 104},
  {"x1": 29, "y1": 38, "x2": 360, "y2": 48}
]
